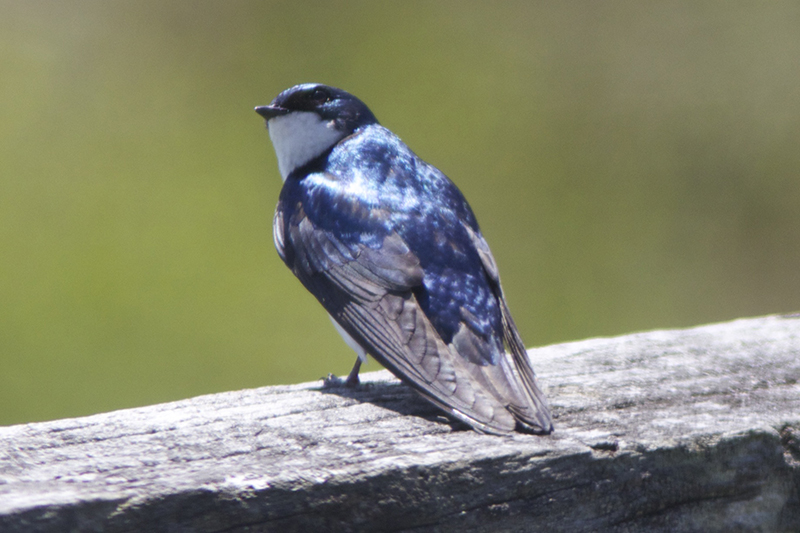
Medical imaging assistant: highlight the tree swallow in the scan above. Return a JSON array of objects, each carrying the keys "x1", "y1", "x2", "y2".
[{"x1": 255, "y1": 84, "x2": 553, "y2": 435}]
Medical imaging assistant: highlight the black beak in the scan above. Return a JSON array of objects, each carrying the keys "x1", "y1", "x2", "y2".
[{"x1": 255, "y1": 105, "x2": 290, "y2": 120}]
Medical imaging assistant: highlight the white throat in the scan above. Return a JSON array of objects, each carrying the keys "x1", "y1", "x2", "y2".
[{"x1": 267, "y1": 111, "x2": 346, "y2": 181}]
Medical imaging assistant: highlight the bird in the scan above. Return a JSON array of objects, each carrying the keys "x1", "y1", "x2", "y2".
[{"x1": 255, "y1": 83, "x2": 553, "y2": 435}]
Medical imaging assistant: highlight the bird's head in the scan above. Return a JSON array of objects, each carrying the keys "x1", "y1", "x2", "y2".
[{"x1": 256, "y1": 84, "x2": 378, "y2": 181}]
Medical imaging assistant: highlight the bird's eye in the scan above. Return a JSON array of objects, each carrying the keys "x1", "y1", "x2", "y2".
[{"x1": 310, "y1": 89, "x2": 329, "y2": 104}]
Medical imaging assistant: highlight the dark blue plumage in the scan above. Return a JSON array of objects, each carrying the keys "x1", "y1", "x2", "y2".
[
  {"x1": 280, "y1": 126, "x2": 501, "y2": 357},
  {"x1": 257, "y1": 84, "x2": 552, "y2": 434}
]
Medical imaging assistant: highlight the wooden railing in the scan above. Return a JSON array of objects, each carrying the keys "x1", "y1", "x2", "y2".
[{"x1": 1, "y1": 314, "x2": 799, "y2": 532}]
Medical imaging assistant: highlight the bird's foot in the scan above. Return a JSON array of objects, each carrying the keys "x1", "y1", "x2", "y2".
[
  {"x1": 345, "y1": 358, "x2": 362, "y2": 388},
  {"x1": 321, "y1": 372, "x2": 361, "y2": 389},
  {"x1": 322, "y1": 357, "x2": 362, "y2": 388},
  {"x1": 344, "y1": 371, "x2": 360, "y2": 388},
  {"x1": 322, "y1": 373, "x2": 346, "y2": 388}
]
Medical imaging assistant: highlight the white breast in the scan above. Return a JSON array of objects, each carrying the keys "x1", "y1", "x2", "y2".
[{"x1": 267, "y1": 111, "x2": 345, "y2": 181}]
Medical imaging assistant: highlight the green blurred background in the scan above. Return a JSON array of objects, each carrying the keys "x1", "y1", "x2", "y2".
[{"x1": 2, "y1": 2, "x2": 798, "y2": 426}]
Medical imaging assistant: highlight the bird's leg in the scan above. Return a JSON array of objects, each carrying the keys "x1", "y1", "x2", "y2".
[{"x1": 344, "y1": 357, "x2": 362, "y2": 388}]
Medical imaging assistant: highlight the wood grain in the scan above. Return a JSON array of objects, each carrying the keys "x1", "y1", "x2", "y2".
[{"x1": 1, "y1": 314, "x2": 799, "y2": 532}]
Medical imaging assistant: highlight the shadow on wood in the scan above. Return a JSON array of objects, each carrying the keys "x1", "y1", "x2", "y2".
[{"x1": 1, "y1": 314, "x2": 799, "y2": 532}]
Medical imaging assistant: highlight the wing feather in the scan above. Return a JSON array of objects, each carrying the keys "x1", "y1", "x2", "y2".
[
  {"x1": 277, "y1": 202, "x2": 518, "y2": 434},
  {"x1": 461, "y1": 222, "x2": 553, "y2": 433}
]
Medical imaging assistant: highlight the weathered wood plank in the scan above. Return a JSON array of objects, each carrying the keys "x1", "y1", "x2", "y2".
[{"x1": 1, "y1": 314, "x2": 799, "y2": 532}]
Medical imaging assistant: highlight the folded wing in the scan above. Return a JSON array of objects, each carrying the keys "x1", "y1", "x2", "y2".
[{"x1": 276, "y1": 201, "x2": 551, "y2": 434}]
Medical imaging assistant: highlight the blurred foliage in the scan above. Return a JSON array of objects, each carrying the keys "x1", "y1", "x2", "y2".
[{"x1": 1, "y1": 1, "x2": 798, "y2": 425}]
